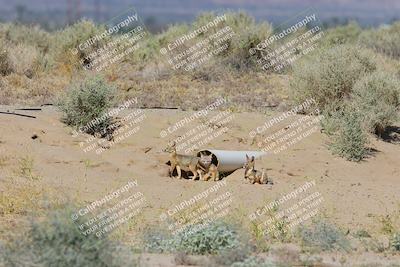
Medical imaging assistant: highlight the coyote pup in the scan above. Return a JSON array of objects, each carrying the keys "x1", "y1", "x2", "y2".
[
  {"x1": 243, "y1": 154, "x2": 269, "y2": 184},
  {"x1": 164, "y1": 142, "x2": 204, "y2": 180},
  {"x1": 203, "y1": 163, "x2": 220, "y2": 181}
]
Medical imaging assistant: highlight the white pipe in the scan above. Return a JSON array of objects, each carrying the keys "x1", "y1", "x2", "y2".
[{"x1": 197, "y1": 149, "x2": 267, "y2": 173}]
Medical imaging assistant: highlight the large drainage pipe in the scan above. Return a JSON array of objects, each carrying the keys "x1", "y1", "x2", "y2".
[{"x1": 197, "y1": 150, "x2": 267, "y2": 173}]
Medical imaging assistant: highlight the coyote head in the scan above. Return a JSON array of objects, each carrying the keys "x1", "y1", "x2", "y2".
[{"x1": 243, "y1": 154, "x2": 255, "y2": 170}]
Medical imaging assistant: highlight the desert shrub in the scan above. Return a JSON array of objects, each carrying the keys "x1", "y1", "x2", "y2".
[
  {"x1": 351, "y1": 71, "x2": 400, "y2": 136},
  {"x1": 130, "y1": 34, "x2": 160, "y2": 64},
  {"x1": 143, "y1": 222, "x2": 243, "y2": 255},
  {"x1": 193, "y1": 12, "x2": 273, "y2": 71},
  {"x1": 297, "y1": 219, "x2": 350, "y2": 251},
  {"x1": 329, "y1": 107, "x2": 369, "y2": 161},
  {"x1": 354, "y1": 229, "x2": 371, "y2": 238},
  {"x1": 53, "y1": 20, "x2": 108, "y2": 69},
  {"x1": 0, "y1": 23, "x2": 51, "y2": 52},
  {"x1": 391, "y1": 233, "x2": 400, "y2": 251},
  {"x1": 155, "y1": 12, "x2": 272, "y2": 72},
  {"x1": 0, "y1": 208, "x2": 135, "y2": 267},
  {"x1": 359, "y1": 22, "x2": 400, "y2": 59},
  {"x1": 320, "y1": 101, "x2": 346, "y2": 136},
  {"x1": 7, "y1": 44, "x2": 41, "y2": 78},
  {"x1": 157, "y1": 23, "x2": 191, "y2": 48},
  {"x1": 212, "y1": 244, "x2": 252, "y2": 266},
  {"x1": 142, "y1": 227, "x2": 173, "y2": 253},
  {"x1": 218, "y1": 12, "x2": 273, "y2": 71},
  {"x1": 176, "y1": 222, "x2": 242, "y2": 254},
  {"x1": 290, "y1": 44, "x2": 376, "y2": 112},
  {"x1": 321, "y1": 21, "x2": 361, "y2": 47},
  {"x1": 57, "y1": 75, "x2": 116, "y2": 136},
  {"x1": 0, "y1": 41, "x2": 13, "y2": 76}
]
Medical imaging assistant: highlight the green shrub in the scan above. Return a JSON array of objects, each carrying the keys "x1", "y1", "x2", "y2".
[
  {"x1": 220, "y1": 12, "x2": 272, "y2": 71},
  {"x1": 391, "y1": 233, "x2": 400, "y2": 251},
  {"x1": 177, "y1": 222, "x2": 241, "y2": 255},
  {"x1": 321, "y1": 21, "x2": 361, "y2": 47},
  {"x1": 359, "y1": 22, "x2": 400, "y2": 59},
  {"x1": 320, "y1": 101, "x2": 346, "y2": 136},
  {"x1": 53, "y1": 20, "x2": 108, "y2": 68},
  {"x1": 329, "y1": 107, "x2": 369, "y2": 161},
  {"x1": 155, "y1": 12, "x2": 272, "y2": 72},
  {"x1": 57, "y1": 75, "x2": 116, "y2": 136},
  {"x1": 290, "y1": 44, "x2": 376, "y2": 112},
  {"x1": 351, "y1": 71, "x2": 400, "y2": 136},
  {"x1": 297, "y1": 219, "x2": 350, "y2": 251},
  {"x1": 0, "y1": 208, "x2": 136, "y2": 267},
  {"x1": 144, "y1": 222, "x2": 243, "y2": 255}
]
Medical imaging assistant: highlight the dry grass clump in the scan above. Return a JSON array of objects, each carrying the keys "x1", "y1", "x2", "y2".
[
  {"x1": 7, "y1": 44, "x2": 41, "y2": 78},
  {"x1": 0, "y1": 179, "x2": 47, "y2": 216}
]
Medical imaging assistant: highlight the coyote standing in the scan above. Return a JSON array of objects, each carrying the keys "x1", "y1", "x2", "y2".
[
  {"x1": 164, "y1": 142, "x2": 205, "y2": 180},
  {"x1": 243, "y1": 154, "x2": 269, "y2": 184}
]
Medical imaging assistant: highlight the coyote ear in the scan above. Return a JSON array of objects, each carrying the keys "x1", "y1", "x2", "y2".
[
  {"x1": 246, "y1": 154, "x2": 249, "y2": 160},
  {"x1": 251, "y1": 156, "x2": 255, "y2": 161}
]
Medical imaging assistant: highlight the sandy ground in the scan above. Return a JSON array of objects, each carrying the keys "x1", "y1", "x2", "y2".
[{"x1": 0, "y1": 105, "x2": 400, "y2": 265}]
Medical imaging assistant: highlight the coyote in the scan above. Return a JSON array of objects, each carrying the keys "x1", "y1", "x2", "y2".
[
  {"x1": 164, "y1": 142, "x2": 205, "y2": 180},
  {"x1": 203, "y1": 163, "x2": 220, "y2": 181},
  {"x1": 243, "y1": 154, "x2": 269, "y2": 184},
  {"x1": 197, "y1": 153, "x2": 220, "y2": 181}
]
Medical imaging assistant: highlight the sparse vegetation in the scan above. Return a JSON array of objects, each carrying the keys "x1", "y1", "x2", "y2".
[
  {"x1": 0, "y1": 42, "x2": 12, "y2": 76},
  {"x1": 230, "y1": 256, "x2": 275, "y2": 267},
  {"x1": 0, "y1": 180, "x2": 46, "y2": 215},
  {"x1": 1, "y1": 12, "x2": 400, "y2": 267},
  {"x1": 351, "y1": 71, "x2": 400, "y2": 136},
  {"x1": 359, "y1": 22, "x2": 400, "y2": 59},
  {"x1": 14, "y1": 155, "x2": 41, "y2": 180},
  {"x1": 290, "y1": 44, "x2": 376, "y2": 112},
  {"x1": 321, "y1": 21, "x2": 362, "y2": 46},
  {"x1": 329, "y1": 107, "x2": 369, "y2": 161},
  {"x1": 1, "y1": 208, "x2": 136, "y2": 267},
  {"x1": 297, "y1": 219, "x2": 350, "y2": 251},
  {"x1": 144, "y1": 221, "x2": 243, "y2": 255},
  {"x1": 57, "y1": 75, "x2": 116, "y2": 136},
  {"x1": 392, "y1": 233, "x2": 400, "y2": 251}
]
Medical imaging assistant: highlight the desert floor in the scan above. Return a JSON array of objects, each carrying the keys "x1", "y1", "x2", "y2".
[{"x1": 1, "y1": 105, "x2": 399, "y2": 266}]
